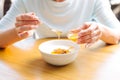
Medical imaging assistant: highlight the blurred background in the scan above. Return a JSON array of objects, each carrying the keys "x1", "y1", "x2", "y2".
[{"x1": 110, "y1": 0, "x2": 120, "y2": 21}]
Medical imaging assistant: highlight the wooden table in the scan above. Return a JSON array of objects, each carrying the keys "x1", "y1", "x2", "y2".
[{"x1": 0, "y1": 37, "x2": 120, "y2": 80}]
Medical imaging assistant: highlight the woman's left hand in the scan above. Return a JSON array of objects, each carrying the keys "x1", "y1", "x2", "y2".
[{"x1": 71, "y1": 22, "x2": 102, "y2": 47}]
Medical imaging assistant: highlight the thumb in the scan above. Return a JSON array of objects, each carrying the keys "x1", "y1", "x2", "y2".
[
  {"x1": 70, "y1": 22, "x2": 91, "y2": 33},
  {"x1": 80, "y1": 22, "x2": 91, "y2": 30}
]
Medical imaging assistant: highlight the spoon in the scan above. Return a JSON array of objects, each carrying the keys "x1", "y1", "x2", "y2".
[{"x1": 38, "y1": 21, "x2": 63, "y2": 39}]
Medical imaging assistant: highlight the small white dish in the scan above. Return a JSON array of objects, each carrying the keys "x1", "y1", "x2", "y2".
[{"x1": 39, "y1": 40, "x2": 80, "y2": 66}]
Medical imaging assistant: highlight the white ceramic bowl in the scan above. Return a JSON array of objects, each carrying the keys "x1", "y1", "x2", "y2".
[{"x1": 39, "y1": 40, "x2": 80, "y2": 66}]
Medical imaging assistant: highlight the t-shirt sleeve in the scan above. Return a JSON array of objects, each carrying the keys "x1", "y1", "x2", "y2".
[
  {"x1": 0, "y1": 0, "x2": 26, "y2": 31},
  {"x1": 93, "y1": 0, "x2": 120, "y2": 30}
]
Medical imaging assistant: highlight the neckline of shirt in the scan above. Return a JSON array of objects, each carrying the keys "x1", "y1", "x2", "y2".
[{"x1": 47, "y1": 0, "x2": 73, "y2": 7}]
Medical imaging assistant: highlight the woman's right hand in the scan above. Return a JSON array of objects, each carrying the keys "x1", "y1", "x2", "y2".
[{"x1": 15, "y1": 12, "x2": 41, "y2": 39}]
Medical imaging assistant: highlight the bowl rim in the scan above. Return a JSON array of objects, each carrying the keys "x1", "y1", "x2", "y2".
[{"x1": 38, "y1": 39, "x2": 80, "y2": 56}]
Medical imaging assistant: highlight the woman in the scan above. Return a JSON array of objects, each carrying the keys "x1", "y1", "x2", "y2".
[{"x1": 0, "y1": 0, "x2": 120, "y2": 48}]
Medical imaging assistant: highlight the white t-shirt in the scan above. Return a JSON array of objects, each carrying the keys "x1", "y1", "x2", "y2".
[{"x1": 0, "y1": 0, "x2": 120, "y2": 39}]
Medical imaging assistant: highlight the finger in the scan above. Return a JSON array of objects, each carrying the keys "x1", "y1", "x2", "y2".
[
  {"x1": 78, "y1": 23, "x2": 98, "y2": 37},
  {"x1": 81, "y1": 22, "x2": 98, "y2": 31},
  {"x1": 70, "y1": 23, "x2": 90, "y2": 33},
  {"x1": 88, "y1": 36, "x2": 99, "y2": 43},
  {"x1": 16, "y1": 13, "x2": 39, "y2": 21},
  {"x1": 78, "y1": 32, "x2": 100, "y2": 44},
  {"x1": 81, "y1": 22, "x2": 91, "y2": 29},
  {"x1": 18, "y1": 31, "x2": 29, "y2": 39},
  {"x1": 15, "y1": 20, "x2": 40, "y2": 27},
  {"x1": 78, "y1": 22, "x2": 92, "y2": 32},
  {"x1": 16, "y1": 25, "x2": 37, "y2": 33},
  {"x1": 77, "y1": 34, "x2": 92, "y2": 44},
  {"x1": 84, "y1": 37, "x2": 98, "y2": 48},
  {"x1": 70, "y1": 27, "x2": 82, "y2": 33},
  {"x1": 92, "y1": 29, "x2": 102, "y2": 38},
  {"x1": 77, "y1": 37, "x2": 93, "y2": 44},
  {"x1": 89, "y1": 23, "x2": 98, "y2": 31},
  {"x1": 77, "y1": 32, "x2": 99, "y2": 44},
  {"x1": 70, "y1": 22, "x2": 92, "y2": 33}
]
